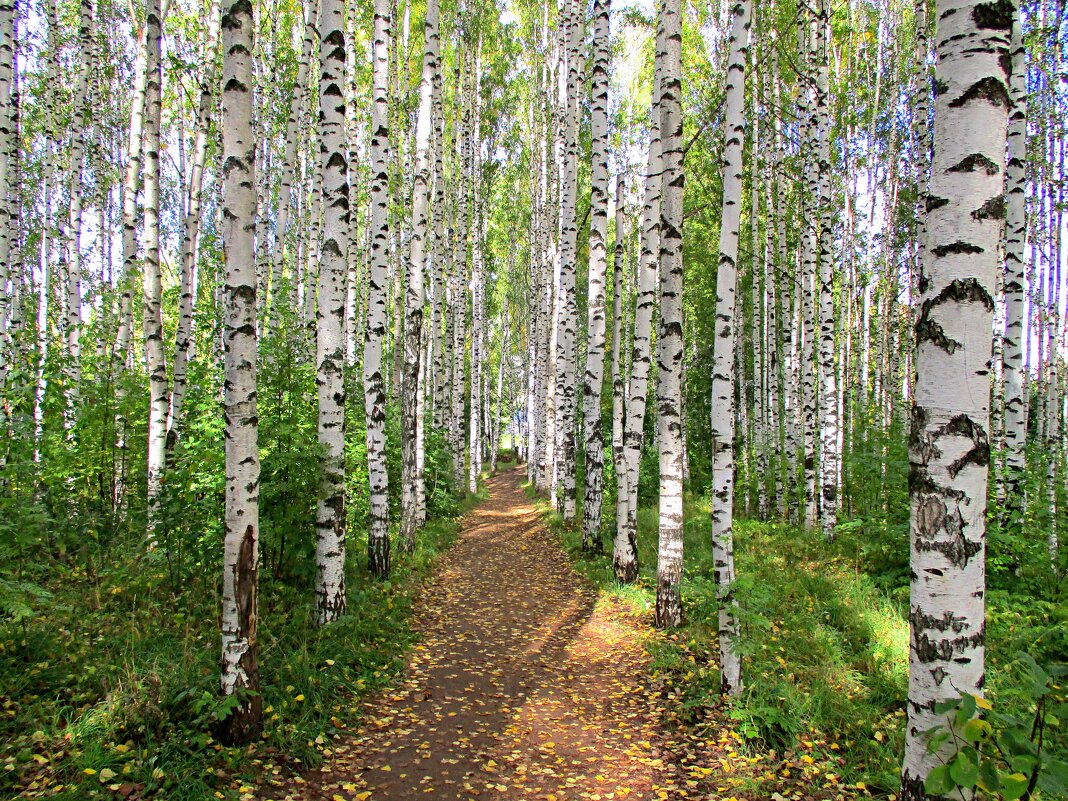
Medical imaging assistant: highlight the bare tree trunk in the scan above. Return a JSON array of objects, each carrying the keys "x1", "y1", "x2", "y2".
[
  {"x1": 400, "y1": 0, "x2": 440, "y2": 551},
  {"x1": 654, "y1": 0, "x2": 684, "y2": 630},
  {"x1": 1002, "y1": 6, "x2": 1027, "y2": 515},
  {"x1": 581, "y1": 0, "x2": 611, "y2": 553},
  {"x1": 365, "y1": 0, "x2": 392, "y2": 577},
  {"x1": 615, "y1": 18, "x2": 665, "y2": 585},
  {"x1": 708, "y1": 0, "x2": 750, "y2": 692},
  {"x1": 167, "y1": 0, "x2": 222, "y2": 456},
  {"x1": 141, "y1": 0, "x2": 167, "y2": 541},
  {"x1": 218, "y1": 0, "x2": 261, "y2": 745},
  {"x1": 61, "y1": 0, "x2": 94, "y2": 392},
  {"x1": 314, "y1": 0, "x2": 351, "y2": 619},
  {"x1": 900, "y1": 0, "x2": 1007, "y2": 791},
  {"x1": 552, "y1": 0, "x2": 584, "y2": 522},
  {"x1": 269, "y1": 0, "x2": 317, "y2": 333}
]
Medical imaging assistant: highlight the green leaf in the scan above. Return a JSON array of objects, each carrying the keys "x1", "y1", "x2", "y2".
[
  {"x1": 961, "y1": 717, "x2": 991, "y2": 743},
  {"x1": 999, "y1": 772, "x2": 1029, "y2": 801},
  {"x1": 925, "y1": 765, "x2": 954, "y2": 796},
  {"x1": 933, "y1": 698, "x2": 961, "y2": 715},
  {"x1": 925, "y1": 729, "x2": 952, "y2": 754},
  {"x1": 949, "y1": 749, "x2": 980, "y2": 788},
  {"x1": 1017, "y1": 652, "x2": 1051, "y2": 696},
  {"x1": 955, "y1": 693, "x2": 977, "y2": 727},
  {"x1": 977, "y1": 759, "x2": 1001, "y2": 793}
]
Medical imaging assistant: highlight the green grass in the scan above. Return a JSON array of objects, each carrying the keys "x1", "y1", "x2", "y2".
[
  {"x1": 0, "y1": 513, "x2": 464, "y2": 800},
  {"x1": 531, "y1": 483, "x2": 1068, "y2": 798}
]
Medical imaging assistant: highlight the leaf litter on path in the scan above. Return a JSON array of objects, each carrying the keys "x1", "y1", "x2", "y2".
[{"x1": 258, "y1": 467, "x2": 727, "y2": 800}]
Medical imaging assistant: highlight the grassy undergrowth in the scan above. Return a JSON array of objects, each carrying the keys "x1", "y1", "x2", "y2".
[
  {"x1": 532, "y1": 485, "x2": 1068, "y2": 799},
  {"x1": 0, "y1": 504, "x2": 474, "y2": 800}
]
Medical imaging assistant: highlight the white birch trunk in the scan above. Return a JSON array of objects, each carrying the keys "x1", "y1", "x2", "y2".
[
  {"x1": 365, "y1": 0, "x2": 392, "y2": 576},
  {"x1": 900, "y1": 0, "x2": 1008, "y2": 792},
  {"x1": 218, "y1": 0, "x2": 261, "y2": 744},
  {"x1": 1001, "y1": 8, "x2": 1027, "y2": 510},
  {"x1": 401, "y1": 0, "x2": 440, "y2": 550},
  {"x1": 708, "y1": 0, "x2": 750, "y2": 694},
  {"x1": 142, "y1": 0, "x2": 167, "y2": 541},
  {"x1": 581, "y1": 0, "x2": 611, "y2": 553},
  {"x1": 269, "y1": 1, "x2": 317, "y2": 332},
  {"x1": 615, "y1": 21, "x2": 665, "y2": 584},
  {"x1": 654, "y1": 0, "x2": 685, "y2": 630},
  {"x1": 815, "y1": 0, "x2": 839, "y2": 537},
  {"x1": 552, "y1": 0, "x2": 584, "y2": 522},
  {"x1": 167, "y1": 0, "x2": 222, "y2": 454},
  {"x1": 314, "y1": 0, "x2": 351, "y2": 619}
]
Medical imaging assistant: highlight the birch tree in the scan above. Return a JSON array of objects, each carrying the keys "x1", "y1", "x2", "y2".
[
  {"x1": 615, "y1": 19, "x2": 664, "y2": 585},
  {"x1": 401, "y1": 0, "x2": 440, "y2": 551},
  {"x1": 314, "y1": 0, "x2": 350, "y2": 622},
  {"x1": 142, "y1": 0, "x2": 167, "y2": 540},
  {"x1": 708, "y1": 0, "x2": 750, "y2": 691},
  {"x1": 654, "y1": 0, "x2": 684, "y2": 629},
  {"x1": 1001, "y1": 6, "x2": 1027, "y2": 514},
  {"x1": 218, "y1": 0, "x2": 261, "y2": 744},
  {"x1": 552, "y1": 0, "x2": 583, "y2": 522},
  {"x1": 581, "y1": 0, "x2": 611, "y2": 554},
  {"x1": 167, "y1": 0, "x2": 222, "y2": 455},
  {"x1": 365, "y1": 0, "x2": 392, "y2": 578},
  {"x1": 900, "y1": 0, "x2": 1009, "y2": 791}
]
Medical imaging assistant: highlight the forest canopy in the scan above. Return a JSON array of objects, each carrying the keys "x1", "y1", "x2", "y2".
[{"x1": 0, "y1": 0, "x2": 1065, "y2": 797}]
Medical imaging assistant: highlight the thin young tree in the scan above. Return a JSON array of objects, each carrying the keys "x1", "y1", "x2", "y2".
[
  {"x1": 365, "y1": 0, "x2": 392, "y2": 577},
  {"x1": 167, "y1": 0, "x2": 222, "y2": 456},
  {"x1": 900, "y1": 0, "x2": 1009, "y2": 792},
  {"x1": 400, "y1": 0, "x2": 441, "y2": 552},
  {"x1": 615, "y1": 20, "x2": 664, "y2": 584},
  {"x1": 142, "y1": 0, "x2": 166, "y2": 541},
  {"x1": 1001, "y1": 5, "x2": 1027, "y2": 515}
]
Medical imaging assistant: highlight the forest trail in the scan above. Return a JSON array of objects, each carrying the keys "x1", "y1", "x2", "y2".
[{"x1": 268, "y1": 465, "x2": 707, "y2": 800}]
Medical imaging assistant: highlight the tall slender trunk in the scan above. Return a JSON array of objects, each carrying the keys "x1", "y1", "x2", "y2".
[
  {"x1": 269, "y1": 0, "x2": 317, "y2": 333},
  {"x1": 610, "y1": 175, "x2": 626, "y2": 515},
  {"x1": 615, "y1": 20, "x2": 665, "y2": 585},
  {"x1": 218, "y1": 0, "x2": 261, "y2": 745},
  {"x1": 708, "y1": 0, "x2": 750, "y2": 693},
  {"x1": 491, "y1": 291, "x2": 509, "y2": 473},
  {"x1": 365, "y1": 0, "x2": 392, "y2": 577},
  {"x1": 142, "y1": 0, "x2": 167, "y2": 540},
  {"x1": 400, "y1": 0, "x2": 440, "y2": 551},
  {"x1": 654, "y1": 0, "x2": 684, "y2": 629},
  {"x1": 469, "y1": 112, "x2": 485, "y2": 495},
  {"x1": 900, "y1": 0, "x2": 1007, "y2": 792},
  {"x1": 581, "y1": 0, "x2": 611, "y2": 553},
  {"x1": 314, "y1": 0, "x2": 351, "y2": 620},
  {"x1": 0, "y1": 0, "x2": 16, "y2": 410},
  {"x1": 815, "y1": 0, "x2": 839, "y2": 537},
  {"x1": 61, "y1": 0, "x2": 94, "y2": 391},
  {"x1": 167, "y1": 0, "x2": 222, "y2": 455},
  {"x1": 1002, "y1": 6, "x2": 1027, "y2": 513},
  {"x1": 553, "y1": 0, "x2": 584, "y2": 522},
  {"x1": 798, "y1": 4, "x2": 818, "y2": 527}
]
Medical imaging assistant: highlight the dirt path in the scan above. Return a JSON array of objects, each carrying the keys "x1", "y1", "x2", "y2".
[{"x1": 269, "y1": 466, "x2": 703, "y2": 800}]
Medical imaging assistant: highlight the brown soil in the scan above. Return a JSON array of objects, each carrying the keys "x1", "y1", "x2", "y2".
[{"x1": 265, "y1": 466, "x2": 705, "y2": 800}]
